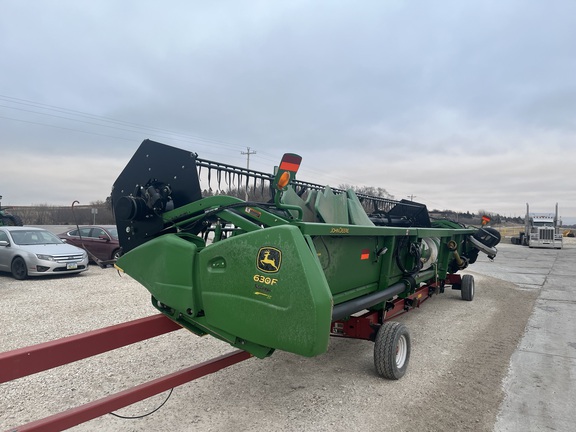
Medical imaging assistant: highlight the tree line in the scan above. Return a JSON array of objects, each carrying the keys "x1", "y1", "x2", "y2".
[
  {"x1": 7, "y1": 200, "x2": 114, "y2": 226},
  {"x1": 6, "y1": 188, "x2": 525, "y2": 227}
]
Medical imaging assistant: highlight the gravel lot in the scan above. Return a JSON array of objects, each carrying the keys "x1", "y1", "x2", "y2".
[{"x1": 1, "y1": 244, "x2": 540, "y2": 431}]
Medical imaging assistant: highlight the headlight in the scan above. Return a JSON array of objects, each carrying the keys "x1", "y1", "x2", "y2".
[{"x1": 36, "y1": 254, "x2": 55, "y2": 261}]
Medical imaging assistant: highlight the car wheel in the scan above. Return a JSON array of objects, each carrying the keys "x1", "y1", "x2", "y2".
[
  {"x1": 11, "y1": 257, "x2": 28, "y2": 280},
  {"x1": 112, "y1": 248, "x2": 122, "y2": 260}
]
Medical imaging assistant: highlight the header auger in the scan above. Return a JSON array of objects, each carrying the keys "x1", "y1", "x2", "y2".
[{"x1": 112, "y1": 140, "x2": 500, "y2": 379}]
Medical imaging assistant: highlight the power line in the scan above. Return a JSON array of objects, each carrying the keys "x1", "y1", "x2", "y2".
[
  {"x1": 0, "y1": 94, "x2": 246, "y2": 151},
  {"x1": 0, "y1": 94, "x2": 397, "y2": 196},
  {"x1": 1, "y1": 95, "x2": 296, "y2": 173},
  {"x1": 0, "y1": 115, "x2": 136, "y2": 142}
]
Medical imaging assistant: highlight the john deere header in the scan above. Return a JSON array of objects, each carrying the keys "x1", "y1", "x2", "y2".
[{"x1": 112, "y1": 140, "x2": 500, "y2": 371}]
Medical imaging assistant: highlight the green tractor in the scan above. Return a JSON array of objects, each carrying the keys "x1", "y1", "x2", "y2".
[
  {"x1": 0, "y1": 196, "x2": 23, "y2": 226},
  {"x1": 112, "y1": 140, "x2": 500, "y2": 379}
]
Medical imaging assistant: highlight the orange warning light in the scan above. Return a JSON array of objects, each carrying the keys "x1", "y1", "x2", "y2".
[{"x1": 277, "y1": 171, "x2": 291, "y2": 189}]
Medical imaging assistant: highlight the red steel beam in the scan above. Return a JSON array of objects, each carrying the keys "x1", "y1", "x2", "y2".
[
  {"x1": 10, "y1": 349, "x2": 252, "y2": 432},
  {"x1": 384, "y1": 284, "x2": 433, "y2": 320},
  {"x1": 0, "y1": 313, "x2": 181, "y2": 383}
]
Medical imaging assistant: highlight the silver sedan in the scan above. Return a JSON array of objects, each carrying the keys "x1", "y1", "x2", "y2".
[{"x1": 0, "y1": 226, "x2": 89, "y2": 280}]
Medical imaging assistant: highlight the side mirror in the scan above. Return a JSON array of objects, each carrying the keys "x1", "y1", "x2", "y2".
[
  {"x1": 99, "y1": 235, "x2": 110, "y2": 242},
  {"x1": 0, "y1": 240, "x2": 9, "y2": 247}
]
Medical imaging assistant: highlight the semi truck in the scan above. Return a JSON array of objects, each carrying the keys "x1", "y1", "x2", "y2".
[{"x1": 512, "y1": 203, "x2": 563, "y2": 249}]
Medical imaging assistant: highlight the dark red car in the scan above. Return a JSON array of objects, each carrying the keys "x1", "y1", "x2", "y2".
[{"x1": 58, "y1": 225, "x2": 122, "y2": 262}]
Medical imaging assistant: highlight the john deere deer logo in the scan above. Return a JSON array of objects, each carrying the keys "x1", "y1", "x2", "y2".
[{"x1": 257, "y1": 247, "x2": 282, "y2": 273}]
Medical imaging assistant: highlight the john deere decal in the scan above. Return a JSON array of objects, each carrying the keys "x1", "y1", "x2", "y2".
[{"x1": 257, "y1": 247, "x2": 282, "y2": 273}]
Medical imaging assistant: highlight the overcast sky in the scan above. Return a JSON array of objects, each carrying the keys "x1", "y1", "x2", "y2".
[{"x1": 1, "y1": 1, "x2": 575, "y2": 222}]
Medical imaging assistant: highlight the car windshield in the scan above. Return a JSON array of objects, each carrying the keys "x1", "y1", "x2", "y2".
[{"x1": 10, "y1": 230, "x2": 63, "y2": 245}]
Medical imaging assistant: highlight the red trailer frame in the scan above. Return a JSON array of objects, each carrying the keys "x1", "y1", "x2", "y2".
[
  {"x1": 1, "y1": 275, "x2": 462, "y2": 431},
  {"x1": 330, "y1": 275, "x2": 461, "y2": 341},
  {"x1": 0, "y1": 314, "x2": 251, "y2": 432}
]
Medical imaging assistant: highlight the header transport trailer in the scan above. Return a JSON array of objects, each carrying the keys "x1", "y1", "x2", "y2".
[{"x1": 112, "y1": 140, "x2": 500, "y2": 380}]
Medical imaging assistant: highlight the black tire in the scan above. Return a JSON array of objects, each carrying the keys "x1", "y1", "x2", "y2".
[
  {"x1": 11, "y1": 256, "x2": 28, "y2": 280},
  {"x1": 112, "y1": 248, "x2": 122, "y2": 260},
  {"x1": 2, "y1": 214, "x2": 23, "y2": 226},
  {"x1": 461, "y1": 274, "x2": 474, "y2": 301},
  {"x1": 374, "y1": 321, "x2": 411, "y2": 380}
]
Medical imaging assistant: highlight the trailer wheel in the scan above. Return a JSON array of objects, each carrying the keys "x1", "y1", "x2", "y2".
[
  {"x1": 461, "y1": 274, "x2": 474, "y2": 301},
  {"x1": 374, "y1": 321, "x2": 410, "y2": 380}
]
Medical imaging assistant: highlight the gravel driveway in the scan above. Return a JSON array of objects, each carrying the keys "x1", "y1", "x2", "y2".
[{"x1": 1, "y1": 248, "x2": 538, "y2": 431}]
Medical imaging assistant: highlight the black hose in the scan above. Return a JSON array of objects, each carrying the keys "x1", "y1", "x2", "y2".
[{"x1": 331, "y1": 280, "x2": 408, "y2": 321}]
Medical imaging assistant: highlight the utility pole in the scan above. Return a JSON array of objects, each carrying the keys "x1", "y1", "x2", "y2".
[
  {"x1": 241, "y1": 147, "x2": 256, "y2": 169},
  {"x1": 241, "y1": 147, "x2": 256, "y2": 200},
  {"x1": 407, "y1": 194, "x2": 416, "y2": 201}
]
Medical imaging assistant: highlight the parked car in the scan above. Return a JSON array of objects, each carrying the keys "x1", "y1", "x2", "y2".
[
  {"x1": 58, "y1": 225, "x2": 122, "y2": 262},
  {"x1": 0, "y1": 226, "x2": 89, "y2": 280}
]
